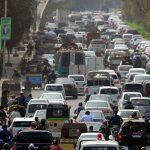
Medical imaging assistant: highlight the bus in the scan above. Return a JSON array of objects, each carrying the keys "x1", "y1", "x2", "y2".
[
  {"x1": 55, "y1": 43, "x2": 86, "y2": 76},
  {"x1": 46, "y1": 104, "x2": 70, "y2": 139}
]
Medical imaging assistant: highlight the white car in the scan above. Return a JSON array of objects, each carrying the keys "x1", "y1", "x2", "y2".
[
  {"x1": 126, "y1": 68, "x2": 146, "y2": 79},
  {"x1": 97, "y1": 86, "x2": 120, "y2": 106},
  {"x1": 44, "y1": 84, "x2": 66, "y2": 99},
  {"x1": 118, "y1": 65, "x2": 133, "y2": 80},
  {"x1": 9, "y1": 117, "x2": 35, "y2": 136},
  {"x1": 117, "y1": 109, "x2": 143, "y2": 121},
  {"x1": 33, "y1": 109, "x2": 46, "y2": 121},
  {"x1": 68, "y1": 74, "x2": 85, "y2": 94},
  {"x1": 40, "y1": 93, "x2": 66, "y2": 104},
  {"x1": 133, "y1": 74, "x2": 150, "y2": 83},
  {"x1": 118, "y1": 92, "x2": 142, "y2": 110}
]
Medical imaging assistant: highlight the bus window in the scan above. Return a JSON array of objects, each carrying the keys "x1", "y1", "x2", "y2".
[
  {"x1": 75, "y1": 53, "x2": 85, "y2": 65},
  {"x1": 61, "y1": 52, "x2": 70, "y2": 67}
]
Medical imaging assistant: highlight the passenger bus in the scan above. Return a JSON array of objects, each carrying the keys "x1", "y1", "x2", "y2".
[
  {"x1": 55, "y1": 43, "x2": 86, "y2": 76},
  {"x1": 46, "y1": 104, "x2": 70, "y2": 139}
]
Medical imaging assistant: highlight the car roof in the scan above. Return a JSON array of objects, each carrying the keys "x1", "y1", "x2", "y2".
[
  {"x1": 130, "y1": 97, "x2": 150, "y2": 100},
  {"x1": 129, "y1": 68, "x2": 145, "y2": 71},
  {"x1": 68, "y1": 74, "x2": 85, "y2": 77},
  {"x1": 122, "y1": 92, "x2": 142, "y2": 95},
  {"x1": 135, "y1": 74, "x2": 150, "y2": 77},
  {"x1": 87, "y1": 100, "x2": 108, "y2": 103},
  {"x1": 118, "y1": 109, "x2": 140, "y2": 112},
  {"x1": 28, "y1": 99, "x2": 48, "y2": 104},
  {"x1": 41, "y1": 92, "x2": 62, "y2": 95},
  {"x1": 13, "y1": 117, "x2": 35, "y2": 122},
  {"x1": 81, "y1": 140, "x2": 119, "y2": 146},
  {"x1": 99, "y1": 86, "x2": 118, "y2": 89}
]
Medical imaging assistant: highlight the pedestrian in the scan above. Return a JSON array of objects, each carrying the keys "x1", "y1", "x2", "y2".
[
  {"x1": 50, "y1": 139, "x2": 62, "y2": 150},
  {"x1": 80, "y1": 111, "x2": 93, "y2": 122},
  {"x1": 1, "y1": 86, "x2": 9, "y2": 108},
  {"x1": 9, "y1": 107, "x2": 21, "y2": 123},
  {"x1": 0, "y1": 106, "x2": 7, "y2": 125},
  {"x1": 49, "y1": 70, "x2": 57, "y2": 83}
]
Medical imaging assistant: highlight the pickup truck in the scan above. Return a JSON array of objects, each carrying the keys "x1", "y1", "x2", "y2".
[{"x1": 12, "y1": 130, "x2": 53, "y2": 150}]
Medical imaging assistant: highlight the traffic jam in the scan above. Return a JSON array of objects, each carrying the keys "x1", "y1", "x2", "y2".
[{"x1": 1, "y1": 10, "x2": 150, "y2": 150}]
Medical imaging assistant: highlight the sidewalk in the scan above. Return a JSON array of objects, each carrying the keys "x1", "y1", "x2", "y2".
[{"x1": 0, "y1": 48, "x2": 27, "y2": 97}]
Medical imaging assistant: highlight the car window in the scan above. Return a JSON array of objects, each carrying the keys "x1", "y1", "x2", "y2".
[
  {"x1": 46, "y1": 86, "x2": 63, "y2": 91},
  {"x1": 89, "y1": 95, "x2": 109, "y2": 101},
  {"x1": 83, "y1": 147, "x2": 117, "y2": 150},
  {"x1": 119, "y1": 66, "x2": 132, "y2": 71},
  {"x1": 28, "y1": 104, "x2": 47, "y2": 113},
  {"x1": 124, "y1": 94, "x2": 141, "y2": 101},
  {"x1": 145, "y1": 83, "x2": 150, "y2": 89},
  {"x1": 13, "y1": 121, "x2": 32, "y2": 127},
  {"x1": 130, "y1": 70, "x2": 145, "y2": 74},
  {"x1": 131, "y1": 99, "x2": 150, "y2": 106},
  {"x1": 86, "y1": 102, "x2": 108, "y2": 108},
  {"x1": 119, "y1": 111, "x2": 141, "y2": 118},
  {"x1": 100, "y1": 89, "x2": 118, "y2": 95},
  {"x1": 135, "y1": 76, "x2": 150, "y2": 82},
  {"x1": 124, "y1": 84, "x2": 143, "y2": 91},
  {"x1": 41, "y1": 94, "x2": 62, "y2": 99},
  {"x1": 69, "y1": 76, "x2": 84, "y2": 81}
]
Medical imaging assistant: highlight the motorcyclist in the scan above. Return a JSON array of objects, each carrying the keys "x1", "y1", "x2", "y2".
[
  {"x1": 128, "y1": 111, "x2": 139, "y2": 120},
  {"x1": 99, "y1": 121, "x2": 111, "y2": 140},
  {"x1": 124, "y1": 101, "x2": 134, "y2": 109},
  {"x1": 12, "y1": 70, "x2": 21, "y2": 82},
  {"x1": 74, "y1": 102, "x2": 84, "y2": 116},
  {"x1": 109, "y1": 111, "x2": 123, "y2": 128},
  {"x1": 50, "y1": 139, "x2": 62, "y2": 150},
  {"x1": 49, "y1": 70, "x2": 57, "y2": 83},
  {"x1": 133, "y1": 56, "x2": 142, "y2": 68}
]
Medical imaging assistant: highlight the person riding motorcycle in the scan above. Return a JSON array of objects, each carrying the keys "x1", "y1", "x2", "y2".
[
  {"x1": 12, "y1": 70, "x2": 21, "y2": 83},
  {"x1": 109, "y1": 111, "x2": 123, "y2": 128},
  {"x1": 49, "y1": 70, "x2": 57, "y2": 83},
  {"x1": 128, "y1": 111, "x2": 139, "y2": 120}
]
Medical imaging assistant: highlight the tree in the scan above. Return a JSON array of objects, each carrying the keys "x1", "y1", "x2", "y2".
[{"x1": 0, "y1": 0, "x2": 36, "y2": 49}]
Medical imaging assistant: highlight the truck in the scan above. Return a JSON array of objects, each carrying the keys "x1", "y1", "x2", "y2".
[
  {"x1": 86, "y1": 32, "x2": 101, "y2": 47},
  {"x1": 85, "y1": 56, "x2": 104, "y2": 74}
]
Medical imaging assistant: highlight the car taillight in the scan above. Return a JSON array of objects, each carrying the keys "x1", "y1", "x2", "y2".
[
  {"x1": 84, "y1": 87, "x2": 89, "y2": 94},
  {"x1": 115, "y1": 79, "x2": 120, "y2": 84},
  {"x1": 12, "y1": 145, "x2": 17, "y2": 150},
  {"x1": 97, "y1": 133, "x2": 102, "y2": 140},
  {"x1": 118, "y1": 133, "x2": 122, "y2": 141}
]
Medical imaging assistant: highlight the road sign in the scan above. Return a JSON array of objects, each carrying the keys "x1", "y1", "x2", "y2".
[
  {"x1": 0, "y1": 25, "x2": 1, "y2": 50},
  {"x1": 1, "y1": 17, "x2": 11, "y2": 40}
]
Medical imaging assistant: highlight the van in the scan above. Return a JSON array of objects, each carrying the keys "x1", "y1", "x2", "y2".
[
  {"x1": 68, "y1": 74, "x2": 85, "y2": 94},
  {"x1": 44, "y1": 84, "x2": 66, "y2": 99},
  {"x1": 80, "y1": 141, "x2": 120, "y2": 150},
  {"x1": 9, "y1": 117, "x2": 35, "y2": 136},
  {"x1": 26, "y1": 99, "x2": 48, "y2": 117}
]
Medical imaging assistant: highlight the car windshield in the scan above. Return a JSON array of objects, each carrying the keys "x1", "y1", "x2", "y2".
[
  {"x1": 131, "y1": 99, "x2": 150, "y2": 106},
  {"x1": 28, "y1": 104, "x2": 47, "y2": 113},
  {"x1": 46, "y1": 86, "x2": 63, "y2": 91},
  {"x1": 78, "y1": 111, "x2": 104, "y2": 120},
  {"x1": 119, "y1": 66, "x2": 132, "y2": 71},
  {"x1": 124, "y1": 84, "x2": 143, "y2": 91},
  {"x1": 83, "y1": 147, "x2": 117, "y2": 150},
  {"x1": 119, "y1": 111, "x2": 141, "y2": 118},
  {"x1": 69, "y1": 76, "x2": 84, "y2": 81},
  {"x1": 86, "y1": 102, "x2": 108, "y2": 108},
  {"x1": 89, "y1": 95, "x2": 109, "y2": 101},
  {"x1": 124, "y1": 94, "x2": 141, "y2": 100},
  {"x1": 41, "y1": 94, "x2": 62, "y2": 99},
  {"x1": 100, "y1": 89, "x2": 118, "y2": 95},
  {"x1": 13, "y1": 121, "x2": 33, "y2": 127},
  {"x1": 134, "y1": 76, "x2": 150, "y2": 82}
]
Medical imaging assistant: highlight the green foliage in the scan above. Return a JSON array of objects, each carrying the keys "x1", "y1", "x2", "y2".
[{"x1": 127, "y1": 22, "x2": 150, "y2": 41}]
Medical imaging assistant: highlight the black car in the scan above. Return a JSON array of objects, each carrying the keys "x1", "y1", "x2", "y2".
[
  {"x1": 118, "y1": 120, "x2": 150, "y2": 150},
  {"x1": 12, "y1": 130, "x2": 53, "y2": 150},
  {"x1": 55, "y1": 77, "x2": 78, "y2": 99}
]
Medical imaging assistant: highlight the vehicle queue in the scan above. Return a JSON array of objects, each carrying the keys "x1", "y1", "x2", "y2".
[{"x1": 0, "y1": 10, "x2": 150, "y2": 150}]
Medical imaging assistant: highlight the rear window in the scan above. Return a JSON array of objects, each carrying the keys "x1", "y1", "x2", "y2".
[
  {"x1": 87, "y1": 80, "x2": 110, "y2": 86},
  {"x1": 111, "y1": 74, "x2": 118, "y2": 79},
  {"x1": 28, "y1": 104, "x2": 47, "y2": 113},
  {"x1": 119, "y1": 111, "x2": 141, "y2": 118},
  {"x1": 46, "y1": 86, "x2": 63, "y2": 91},
  {"x1": 69, "y1": 76, "x2": 84, "y2": 81},
  {"x1": 131, "y1": 99, "x2": 150, "y2": 106},
  {"x1": 124, "y1": 84, "x2": 143, "y2": 91},
  {"x1": 124, "y1": 94, "x2": 141, "y2": 101},
  {"x1": 100, "y1": 89, "x2": 118, "y2": 95},
  {"x1": 83, "y1": 147, "x2": 117, "y2": 150},
  {"x1": 119, "y1": 66, "x2": 132, "y2": 71},
  {"x1": 15, "y1": 132, "x2": 53, "y2": 143},
  {"x1": 13, "y1": 121, "x2": 32, "y2": 127},
  {"x1": 135, "y1": 76, "x2": 150, "y2": 82},
  {"x1": 92, "y1": 40, "x2": 105, "y2": 44},
  {"x1": 61, "y1": 52, "x2": 70, "y2": 67},
  {"x1": 87, "y1": 102, "x2": 108, "y2": 108}
]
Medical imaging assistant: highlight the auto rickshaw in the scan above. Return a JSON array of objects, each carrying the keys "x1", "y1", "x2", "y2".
[
  {"x1": 2, "y1": 80, "x2": 21, "y2": 98},
  {"x1": 60, "y1": 123, "x2": 87, "y2": 150}
]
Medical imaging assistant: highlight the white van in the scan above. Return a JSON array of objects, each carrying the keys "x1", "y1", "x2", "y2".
[
  {"x1": 80, "y1": 141, "x2": 120, "y2": 150},
  {"x1": 26, "y1": 99, "x2": 48, "y2": 117},
  {"x1": 8, "y1": 117, "x2": 35, "y2": 136},
  {"x1": 44, "y1": 84, "x2": 66, "y2": 99},
  {"x1": 68, "y1": 74, "x2": 86, "y2": 94}
]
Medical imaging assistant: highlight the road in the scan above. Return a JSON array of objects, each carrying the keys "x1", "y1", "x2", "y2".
[{"x1": 31, "y1": 89, "x2": 85, "y2": 118}]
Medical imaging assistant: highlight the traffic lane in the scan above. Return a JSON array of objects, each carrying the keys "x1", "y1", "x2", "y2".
[{"x1": 31, "y1": 89, "x2": 85, "y2": 118}]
